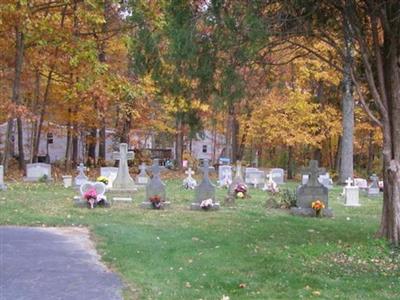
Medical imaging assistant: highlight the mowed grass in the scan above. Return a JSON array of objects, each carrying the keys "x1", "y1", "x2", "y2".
[{"x1": 1, "y1": 177, "x2": 399, "y2": 299}]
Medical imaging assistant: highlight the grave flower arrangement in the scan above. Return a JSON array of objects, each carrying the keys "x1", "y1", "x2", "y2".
[
  {"x1": 234, "y1": 183, "x2": 248, "y2": 199},
  {"x1": 149, "y1": 195, "x2": 163, "y2": 209},
  {"x1": 311, "y1": 200, "x2": 325, "y2": 217},
  {"x1": 96, "y1": 176, "x2": 109, "y2": 185},
  {"x1": 83, "y1": 188, "x2": 106, "y2": 209},
  {"x1": 200, "y1": 198, "x2": 214, "y2": 210}
]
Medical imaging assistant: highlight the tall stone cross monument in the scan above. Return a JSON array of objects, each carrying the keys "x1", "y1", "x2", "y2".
[{"x1": 112, "y1": 143, "x2": 136, "y2": 190}]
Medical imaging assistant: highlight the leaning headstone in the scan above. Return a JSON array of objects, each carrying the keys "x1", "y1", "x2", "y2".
[
  {"x1": 109, "y1": 143, "x2": 137, "y2": 202},
  {"x1": 354, "y1": 178, "x2": 368, "y2": 190},
  {"x1": 270, "y1": 168, "x2": 285, "y2": 185},
  {"x1": 74, "y1": 181, "x2": 110, "y2": 208},
  {"x1": 344, "y1": 177, "x2": 360, "y2": 206},
  {"x1": 23, "y1": 163, "x2": 53, "y2": 182},
  {"x1": 100, "y1": 167, "x2": 118, "y2": 188},
  {"x1": 74, "y1": 163, "x2": 88, "y2": 187},
  {"x1": 218, "y1": 165, "x2": 232, "y2": 187},
  {"x1": 291, "y1": 160, "x2": 333, "y2": 217},
  {"x1": 0, "y1": 165, "x2": 6, "y2": 190},
  {"x1": 137, "y1": 163, "x2": 150, "y2": 185},
  {"x1": 368, "y1": 174, "x2": 380, "y2": 196},
  {"x1": 141, "y1": 159, "x2": 169, "y2": 209},
  {"x1": 191, "y1": 160, "x2": 219, "y2": 210},
  {"x1": 183, "y1": 167, "x2": 197, "y2": 189}
]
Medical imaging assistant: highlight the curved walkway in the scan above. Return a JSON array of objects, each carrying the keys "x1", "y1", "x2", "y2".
[{"x1": 0, "y1": 226, "x2": 123, "y2": 300}]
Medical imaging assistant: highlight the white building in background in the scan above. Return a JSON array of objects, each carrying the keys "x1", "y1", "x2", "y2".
[
  {"x1": 0, "y1": 120, "x2": 224, "y2": 164},
  {"x1": 0, "y1": 120, "x2": 153, "y2": 163},
  {"x1": 184, "y1": 130, "x2": 226, "y2": 163}
]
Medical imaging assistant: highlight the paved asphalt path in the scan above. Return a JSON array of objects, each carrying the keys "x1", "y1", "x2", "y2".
[{"x1": 0, "y1": 226, "x2": 123, "y2": 300}]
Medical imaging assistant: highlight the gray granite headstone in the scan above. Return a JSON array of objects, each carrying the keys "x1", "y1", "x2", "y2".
[
  {"x1": 23, "y1": 163, "x2": 53, "y2": 182},
  {"x1": 291, "y1": 160, "x2": 333, "y2": 217},
  {"x1": 137, "y1": 163, "x2": 150, "y2": 185},
  {"x1": 368, "y1": 174, "x2": 380, "y2": 196},
  {"x1": 74, "y1": 163, "x2": 88, "y2": 187},
  {"x1": 245, "y1": 168, "x2": 259, "y2": 184},
  {"x1": 303, "y1": 173, "x2": 333, "y2": 189},
  {"x1": 141, "y1": 159, "x2": 169, "y2": 209},
  {"x1": 191, "y1": 160, "x2": 219, "y2": 210},
  {"x1": 0, "y1": 165, "x2": 6, "y2": 190}
]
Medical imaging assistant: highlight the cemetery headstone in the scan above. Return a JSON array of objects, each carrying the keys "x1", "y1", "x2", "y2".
[
  {"x1": 344, "y1": 177, "x2": 360, "y2": 206},
  {"x1": 141, "y1": 159, "x2": 169, "y2": 209},
  {"x1": 245, "y1": 168, "x2": 259, "y2": 185},
  {"x1": 183, "y1": 167, "x2": 197, "y2": 189},
  {"x1": 109, "y1": 143, "x2": 137, "y2": 202},
  {"x1": 291, "y1": 160, "x2": 333, "y2": 217},
  {"x1": 74, "y1": 181, "x2": 110, "y2": 208},
  {"x1": 246, "y1": 169, "x2": 265, "y2": 188},
  {"x1": 368, "y1": 174, "x2": 380, "y2": 196},
  {"x1": 354, "y1": 178, "x2": 368, "y2": 190},
  {"x1": 218, "y1": 165, "x2": 232, "y2": 187},
  {"x1": 74, "y1": 163, "x2": 88, "y2": 187},
  {"x1": 0, "y1": 165, "x2": 6, "y2": 190},
  {"x1": 137, "y1": 163, "x2": 150, "y2": 185},
  {"x1": 191, "y1": 160, "x2": 219, "y2": 210},
  {"x1": 303, "y1": 173, "x2": 333, "y2": 189},
  {"x1": 62, "y1": 175, "x2": 73, "y2": 188},
  {"x1": 270, "y1": 168, "x2": 285, "y2": 185},
  {"x1": 100, "y1": 167, "x2": 118, "y2": 188},
  {"x1": 23, "y1": 163, "x2": 53, "y2": 182},
  {"x1": 262, "y1": 174, "x2": 279, "y2": 193},
  {"x1": 226, "y1": 161, "x2": 248, "y2": 203}
]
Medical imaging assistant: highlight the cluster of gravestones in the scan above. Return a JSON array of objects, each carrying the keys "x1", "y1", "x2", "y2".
[{"x1": 0, "y1": 143, "x2": 385, "y2": 215}]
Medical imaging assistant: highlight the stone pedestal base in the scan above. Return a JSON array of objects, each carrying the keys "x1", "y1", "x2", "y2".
[
  {"x1": 108, "y1": 189, "x2": 137, "y2": 202},
  {"x1": 190, "y1": 203, "x2": 220, "y2": 211},
  {"x1": 290, "y1": 207, "x2": 333, "y2": 218},
  {"x1": 73, "y1": 196, "x2": 111, "y2": 208},
  {"x1": 140, "y1": 201, "x2": 170, "y2": 209}
]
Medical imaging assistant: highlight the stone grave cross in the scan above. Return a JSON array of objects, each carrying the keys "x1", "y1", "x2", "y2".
[
  {"x1": 149, "y1": 159, "x2": 164, "y2": 179},
  {"x1": 112, "y1": 143, "x2": 135, "y2": 190},
  {"x1": 302, "y1": 160, "x2": 326, "y2": 187},
  {"x1": 77, "y1": 163, "x2": 86, "y2": 176},
  {"x1": 370, "y1": 174, "x2": 379, "y2": 185},
  {"x1": 139, "y1": 162, "x2": 147, "y2": 175},
  {"x1": 185, "y1": 168, "x2": 195, "y2": 178},
  {"x1": 345, "y1": 177, "x2": 353, "y2": 187}
]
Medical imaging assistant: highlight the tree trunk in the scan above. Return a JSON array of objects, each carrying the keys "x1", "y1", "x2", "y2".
[
  {"x1": 366, "y1": 131, "x2": 374, "y2": 175},
  {"x1": 13, "y1": 25, "x2": 25, "y2": 171},
  {"x1": 86, "y1": 128, "x2": 97, "y2": 167},
  {"x1": 175, "y1": 116, "x2": 183, "y2": 169},
  {"x1": 287, "y1": 146, "x2": 294, "y2": 180},
  {"x1": 335, "y1": 137, "x2": 342, "y2": 174},
  {"x1": 339, "y1": 12, "x2": 354, "y2": 183},
  {"x1": 2, "y1": 119, "x2": 14, "y2": 170}
]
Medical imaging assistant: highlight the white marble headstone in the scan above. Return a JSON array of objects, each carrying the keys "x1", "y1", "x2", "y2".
[
  {"x1": 100, "y1": 167, "x2": 119, "y2": 188},
  {"x1": 0, "y1": 165, "x2": 5, "y2": 190},
  {"x1": 218, "y1": 165, "x2": 232, "y2": 186},
  {"x1": 354, "y1": 178, "x2": 368, "y2": 189},
  {"x1": 24, "y1": 163, "x2": 52, "y2": 181}
]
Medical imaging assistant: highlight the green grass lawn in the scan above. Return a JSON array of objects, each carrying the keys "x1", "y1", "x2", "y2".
[{"x1": 1, "y1": 178, "x2": 399, "y2": 299}]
